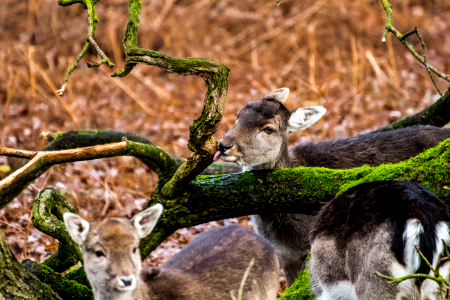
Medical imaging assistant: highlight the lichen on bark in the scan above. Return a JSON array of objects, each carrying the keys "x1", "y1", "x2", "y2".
[{"x1": 32, "y1": 188, "x2": 83, "y2": 272}]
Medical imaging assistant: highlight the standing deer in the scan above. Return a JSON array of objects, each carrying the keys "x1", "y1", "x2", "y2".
[
  {"x1": 309, "y1": 181, "x2": 450, "y2": 300},
  {"x1": 64, "y1": 205, "x2": 280, "y2": 300},
  {"x1": 215, "y1": 87, "x2": 450, "y2": 286}
]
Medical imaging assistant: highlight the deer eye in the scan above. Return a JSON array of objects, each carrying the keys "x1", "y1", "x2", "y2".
[
  {"x1": 264, "y1": 127, "x2": 275, "y2": 134},
  {"x1": 133, "y1": 247, "x2": 138, "y2": 254},
  {"x1": 95, "y1": 250, "x2": 105, "y2": 257}
]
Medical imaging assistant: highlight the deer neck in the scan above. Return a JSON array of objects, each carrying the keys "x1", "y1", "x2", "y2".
[{"x1": 245, "y1": 141, "x2": 290, "y2": 171}]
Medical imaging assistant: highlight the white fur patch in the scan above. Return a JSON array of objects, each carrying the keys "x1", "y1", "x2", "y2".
[
  {"x1": 403, "y1": 218, "x2": 423, "y2": 273},
  {"x1": 319, "y1": 281, "x2": 357, "y2": 300},
  {"x1": 391, "y1": 261, "x2": 417, "y2": 299},
  {"x1": 261, "y1": 88, "x2": 290, "y2": 103},
  {"x1": 432, "y1": 222, "x2": 450, "y2": 267},
  {"x1": 287, "y1": 106, "x2": 326, "y2": 133}
]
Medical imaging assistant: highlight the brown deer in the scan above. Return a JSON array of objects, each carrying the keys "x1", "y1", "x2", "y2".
[
  {"x1": 309, "y1": 181, "x2": 450, "y2": 300},
  {"x1": 215, "y1": 87, "x2": 450, "y2": 286},
  {"x1": 64, "y1": 205, "x2": 280, "y2": 300}
]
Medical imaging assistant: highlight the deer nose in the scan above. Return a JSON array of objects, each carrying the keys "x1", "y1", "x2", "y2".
[
  {"x1": 218, "y1": 141, "x2": 232, "y2": 153},
  {"x1": 120, "y1": 277, "x2": 133, "y2": 287}
]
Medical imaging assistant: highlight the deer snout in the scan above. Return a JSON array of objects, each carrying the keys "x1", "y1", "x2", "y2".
[{"x1": 116, "y1": 275, "x2": 136, "y2": 291}]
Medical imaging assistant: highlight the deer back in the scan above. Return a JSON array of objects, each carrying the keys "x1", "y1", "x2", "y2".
[{"x1": 143, "y1": 225, "x2": 280, "y2": 300}]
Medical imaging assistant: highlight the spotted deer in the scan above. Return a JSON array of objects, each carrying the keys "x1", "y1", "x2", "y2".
[
  {"x1": 215, "y1": 87, "x2": 450, "y2": 286},
  {"x1": 64, "y1": 206, "x2": 280, "y2": 300},
  {"x1": 309, "y1": 181, "x2": 450, "y2": 300}
]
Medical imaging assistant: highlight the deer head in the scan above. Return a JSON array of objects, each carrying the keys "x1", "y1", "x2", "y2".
[
  {"x1": 64, "y1": 204, "x2": 163, "y2": 300},
  {"x1": 215, "y1": 88, "x2": 326, "y2": 170}
]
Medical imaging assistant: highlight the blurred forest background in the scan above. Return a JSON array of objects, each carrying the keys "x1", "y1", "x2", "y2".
[{"x1": 0, "y1": 0, "x2": 449, "y2": 295}]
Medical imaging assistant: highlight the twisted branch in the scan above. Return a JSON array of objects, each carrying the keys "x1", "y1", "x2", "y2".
[
  {"x1": 109, "y1": 0, "x2": 229, "y2": 198},
  {"x1": 32, "y1": 188, "x2": 83, "y2": 272}
]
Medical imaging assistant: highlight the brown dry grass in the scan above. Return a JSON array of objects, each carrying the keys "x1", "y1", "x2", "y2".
[{"x1": 1, "y1": 0, "x2": 449, "y2": 295}]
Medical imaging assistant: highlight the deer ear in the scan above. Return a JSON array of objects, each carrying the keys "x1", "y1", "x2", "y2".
[
  {"x1": 261, "y1": 88, "x2": 290, "y2": 103},
  {"x1": 288, "y1": 106, "x2": 326, "y2": 133},
  {"x1": 64, "y1": 212, "x2": 90, "y2": 245},
  {"x1": 132, "y1": 204, "x2": 163, "y2": 239}
]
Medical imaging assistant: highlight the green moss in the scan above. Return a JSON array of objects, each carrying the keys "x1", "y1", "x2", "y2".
[
  {"x1": 65, "y1": 266, "x2": 91, "y2": 289},
  {"x1": 23, "y1": 261, "x2": 93, "y2": 300},
  {"x1": 278, "y1": 268, "x2": 315, "y2": 300}
]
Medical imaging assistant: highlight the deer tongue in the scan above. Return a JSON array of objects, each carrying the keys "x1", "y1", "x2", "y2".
[{"x1": 213, "y1": 151, "x2": 222, "y2": 162}]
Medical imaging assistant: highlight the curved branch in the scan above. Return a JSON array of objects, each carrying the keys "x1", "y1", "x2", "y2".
[
  {"x1": 110, "y1": 0, "x2": 229, "y2": 198},
  {"x1": 41, "y1": 130, "x2": 242, "y2": 175},
  {"x1": 32, "y1": 188, "x2": 83, "y2": 272},
  {"x1": 0, "y1": 141, "x2": 178, "y2": 210}
]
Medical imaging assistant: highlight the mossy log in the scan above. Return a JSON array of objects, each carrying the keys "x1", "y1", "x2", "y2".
[{"x1": 139, "y1": 137, "x2": 450, "y2": 258}]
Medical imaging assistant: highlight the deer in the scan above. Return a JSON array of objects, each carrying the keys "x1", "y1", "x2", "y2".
[
  {"x1": 214, "y1": 87, "x2": 450, "y2": 286},
  {"x1": 309, "y1": 180, "x2": 450, "y2": 300},
  {"x1": 64, "y1": 204, "x2": 280, "y2": 300}
]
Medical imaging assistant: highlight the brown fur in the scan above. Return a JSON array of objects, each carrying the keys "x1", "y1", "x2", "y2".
[{"x1": 143, "y1": 225, "x2": 280, "y2": 300}]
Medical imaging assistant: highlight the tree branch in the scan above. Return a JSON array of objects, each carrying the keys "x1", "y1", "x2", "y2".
[
  {"x1": 0, "y1": 141, "x2": 178, "y2": 210},
  {"x1": 41, "y1": 130, "x2": 242, "y2": 175},
  {"x1": 32, "y1": 188, "x2": 83, "y2": 272},
  {"x1": 0, "y1": 231, "x2": 63, "y2": 299},
  {"x1": 379, "y1": 0, "x2": 450, "y2": 83},
  {"x1": 138, "y1": 137, "x2": 450, "y2": 258},
  {"x1": 22, "y1": 259, "x2": 93, "y2": 300},
  {"x1": 55, "y1": 0, "x2": 113, "y2": 96}
]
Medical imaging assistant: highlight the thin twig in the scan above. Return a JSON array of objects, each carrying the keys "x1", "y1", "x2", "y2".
[
  {"x1": 378, "y1": 0, "x2": 450, "y2": 83},
  {"x1": 55, "y1": 0, "x2": 113, "y2": 96},
  {"x1": 414, "y1": 244, "x2": 435, "y2": 273},
  {"x1": 273, "y1": 0, "x2": 283, "y2": 8},
  {"x1": 400, "y1": 27, "x2": 417, "y2": 41},
  {"x1": 0, "y1": 220, "x2": 26, "y2": 233},
  {"x1": 415, "y1": 31, "x2": 442, "y2": 96}
]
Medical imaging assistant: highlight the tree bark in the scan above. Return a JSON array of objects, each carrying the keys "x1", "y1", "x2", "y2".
[{"x1": 0, "y1": 232, "x2": 62, "y2": 300}]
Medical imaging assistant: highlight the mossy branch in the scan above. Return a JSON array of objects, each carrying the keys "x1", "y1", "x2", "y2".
[
  {"x1": 139, "y1": 137, "x2": 450, "y2": 258},
  {"x1": 0, "y1": 141, "x2": 178, "y2": 210},
  {"x1": 22, "y1": 260, "x2": 93, "y2": 300},
  {"x1": 41, "y1": 130, "x2": 241, "y2": 175},
  {"x1": 2, "y1": 134, "x2": 450, "y2": 298},
  {"x1": 32, "y1": 188, "x2": 83, "y2": 273},
  {"x1": 0, "y1": 231, "x2": 63, "y2": 299}
]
